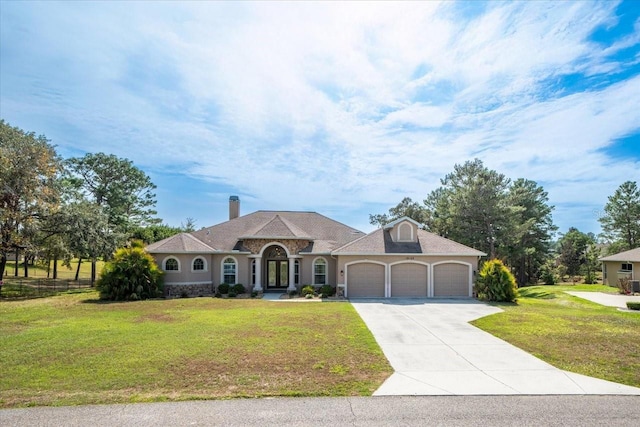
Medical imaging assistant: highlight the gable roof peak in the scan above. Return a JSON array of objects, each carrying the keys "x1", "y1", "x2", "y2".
[
  {"x1": 384, "y1": 216, "x2": 422, "y2": 229},
  {"x1": 240, "y1": 213, "x2": 313, "y2": 239}
]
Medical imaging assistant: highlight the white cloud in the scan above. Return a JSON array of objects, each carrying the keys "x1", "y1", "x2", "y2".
[{"x1": 1, "y1": 0, "x2": 638, "y2": 233}]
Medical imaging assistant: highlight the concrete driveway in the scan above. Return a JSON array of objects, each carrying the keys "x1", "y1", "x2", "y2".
[
  {"x1": 351, "y1": 299, "x2": 640, "y2": 395},
  {"x1": 566, "y1": 291, "x2": 640, "y2": 309}
]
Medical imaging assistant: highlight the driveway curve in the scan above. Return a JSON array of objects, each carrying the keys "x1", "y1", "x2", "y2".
[{"x1": 351, "y1": 298, "x2": 640, "y2": 395}]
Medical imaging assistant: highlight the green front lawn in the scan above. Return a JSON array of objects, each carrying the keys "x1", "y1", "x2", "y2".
[
  {"x1": 0, "y1": 292, "x2": 391, "y2": 408},
  {"x1": 472, "y1": 285, "x2": 640, "y2": 388}
]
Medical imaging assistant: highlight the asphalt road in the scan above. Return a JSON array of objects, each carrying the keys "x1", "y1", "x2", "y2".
[{"x1": 2, "y1": 396, "x2": 639, "y2": 426}]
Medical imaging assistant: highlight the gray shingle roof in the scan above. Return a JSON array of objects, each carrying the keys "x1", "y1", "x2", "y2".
[
  {"x1": 333, "y1": 228, "x2": 486, "y2": 256},
  {"x1": 189, "y1": 211, "x2": 365, "y2": 254},
  {"x1": 600, "y1": 247, "x2": 640, "y2": 262},
  {"x1": 146, "y1": 233, "x2": 216, "y2": 253},
  {"x1": 145, "y1": 211, "x2": 485, "y2": 257},
  {"x1": 240, "y1": 214, "x2": 313, "y2": 239}
]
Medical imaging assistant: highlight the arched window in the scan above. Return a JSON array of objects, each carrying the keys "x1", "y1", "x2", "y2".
[
  {"x1": 222, "y1": 257, "x2": 237, "y2": 284},
  {"x1": 164, "y1": 257, "x2": 179, "y2": 271},
  {"x1": 313, "y1": 258, "x2": 327, "y2": 285},
  {"x1": 192, "y1": 257, "x2": 205, "y2": 271}
]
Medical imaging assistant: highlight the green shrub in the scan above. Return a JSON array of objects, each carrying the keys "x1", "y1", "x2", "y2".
[
  {"x1": 97, "y1": 246, "x2": 163, "y2": 301},
  {"x1": 305, "y1": 293, "x2": 314, "y2": 299},
  {"x1": 627, "y1": 302, "x2": 640, "y2": 311},
  {"x1": 302, "y1": 285, "x2": 315, "y2": 296},
  {"x1": 319, "y1": 285, "x2": 335, "y2": 297},
  {"x1": 251, "y1": 291, "x2": 258, "y2": 298},
  {"x1": 214, "y1": 292, "x2": 222, "y2": 298},
  {"x1": 289, "y1": 290, "x2": 298, "y2": 297},
  {"x1": 232, "y1": 283, "x2": 246, "y2": 294},
  {"x1": 583, "y1": 271, "x2": 597, "y2": 284},
  {"x1": 228, "y1": 291, "x2": 237, "y2": 298},
  {"x1": 540, "y1": 261, "x2": 558, "y2": 285},
  {"x1": 217, "y1": 283, "x2": 230, "y2": 294},
  {"x1": 475, "y1": 259, "x2": 519, "y2": 303}
]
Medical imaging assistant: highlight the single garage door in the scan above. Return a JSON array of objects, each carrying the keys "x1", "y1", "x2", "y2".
[
  {"x1": 433, "y1": 263, "x2": 470, "y2": 297},
  {"x1": 347, "y1": 263, "x2": 385, "y2": 298},
  {"x1": 391, "y1": 263, "x2": 428, "y2": 297}
]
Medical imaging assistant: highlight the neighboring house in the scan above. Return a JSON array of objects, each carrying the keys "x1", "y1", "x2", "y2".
[
  {"x1": 146, "y1": 196, "x2": 486, "y2": 298},
  {"x1": 600, "y1": 247, "x2": 640, "y2": 288}
]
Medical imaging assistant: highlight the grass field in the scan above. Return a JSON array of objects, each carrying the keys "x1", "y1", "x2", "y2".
[
  {"x1": 2, "y1": 259, "x2": 105, "y2": 281},
  {"x1": 0, "y1": 292, "x2": 392, "y2": 408},
  {"x1": 472, "y1": 284, "x2": 640, "y2": 388}
]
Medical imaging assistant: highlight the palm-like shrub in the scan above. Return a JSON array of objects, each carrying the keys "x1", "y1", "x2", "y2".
[
  {"x1": 475, "y1": 259, "x2": 518, "y2": 302},
  {"x1": 97, "y1": 242, "x2": 163, "y2": 301}
]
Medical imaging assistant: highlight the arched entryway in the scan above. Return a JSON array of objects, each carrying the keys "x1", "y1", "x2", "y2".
[{"x1": 264, "y1": 245, "x2": 289, "y2": 290}]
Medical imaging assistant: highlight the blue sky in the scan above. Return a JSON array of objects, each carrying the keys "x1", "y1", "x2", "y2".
[{"x1": 1, "y1": 1, "x2": 639, "y2": 236}]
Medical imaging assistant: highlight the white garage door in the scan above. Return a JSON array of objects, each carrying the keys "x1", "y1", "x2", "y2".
[
  {"x1": 433, "y1": 263, "x2": 470, "y2": 297},
  {"x1": 391, "y1": 263, "x2": 428, "y2": 297},
  {"x1": 347, "y1": 263, "x2": 385, "y2": 298}
]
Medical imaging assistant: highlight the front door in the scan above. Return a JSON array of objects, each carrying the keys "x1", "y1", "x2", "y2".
[
  {"x1": 265, "y1": 245, "x2": 289, "y2": 290},
  {"x1": 267, "y1": 260, "x2": 289, "y2": 289}
]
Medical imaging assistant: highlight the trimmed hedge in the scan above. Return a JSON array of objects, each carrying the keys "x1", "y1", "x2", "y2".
[{"x1": 627, "y1": 302, "x2": 640, "y2": 311}]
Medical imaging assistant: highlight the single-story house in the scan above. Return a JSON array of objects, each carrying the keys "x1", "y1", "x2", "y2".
[
  {"x1": 146, "y1": 196, "x2": 486, "y2": 298},
  {"x1": 600, "y1": 247, "x2": 639, "y2": 288}
]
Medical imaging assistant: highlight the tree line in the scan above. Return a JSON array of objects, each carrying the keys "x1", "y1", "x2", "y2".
[
  {"x1": 370, "y1": 159, "x2": 640, "y2": 286},
  {"x1": 0, "y1": 120, "x2": 192, "y2": 283}
]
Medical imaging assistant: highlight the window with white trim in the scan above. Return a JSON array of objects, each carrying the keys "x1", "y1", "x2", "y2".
[
  {"x1": 192, "y1": 257, "x2": 205, "y2": 271},
  {"x1": 223, "y1": 257, "x2": 237, "y2": 284},
  {"x1": 314, "y1": 258, "x2": 327, "y2": 285},
  {"x1": 622, "y1": 263, "x2": 633, "y2": 272},
  {"x1": 164, "y1": 257, "x2": 179, "y2": 271}
]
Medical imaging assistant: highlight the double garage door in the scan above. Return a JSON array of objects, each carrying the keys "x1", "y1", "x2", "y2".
[{"x1": 347, "y1": 262, "x2": 470, "y2": 298}]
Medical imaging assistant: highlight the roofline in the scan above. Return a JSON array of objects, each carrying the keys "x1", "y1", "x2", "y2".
[
  {"x1": 599, "y1": 257, "x2": 640, "y2": 262},
  {"x1": 146, "y1": 250, "x2": 219, "y2": 254},
  {"x1": 331, "y1": 252, "x2": 486, "y2": 257},
  {"x1": 240, "y1": 235, "x2": 315, "y2": 240}
]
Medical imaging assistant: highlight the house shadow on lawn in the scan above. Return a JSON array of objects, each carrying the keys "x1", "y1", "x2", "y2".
[{"x1": 517, "y1": 286, "x2": 557, "y2": 299}]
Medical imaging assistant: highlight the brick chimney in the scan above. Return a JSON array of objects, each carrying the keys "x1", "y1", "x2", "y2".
[{"x1": 229, "y1": 195, "x2": 240, "y2": 220}]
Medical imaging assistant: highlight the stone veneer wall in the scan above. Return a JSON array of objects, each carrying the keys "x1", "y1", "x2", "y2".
[
  {"x1": 243, "y1": 239, "x2": 311, "y2": 255},
  {"x1": 165, "y1": 283, "x2": 214, "y2": 298}
]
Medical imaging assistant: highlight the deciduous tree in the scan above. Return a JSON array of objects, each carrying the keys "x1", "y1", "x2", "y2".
[
  {"x1": 130, "y1": 224, "x2": 184, "y2": 244},
  {"x1": 0, "y1": 120, "x2": 61, "y2": 278}
]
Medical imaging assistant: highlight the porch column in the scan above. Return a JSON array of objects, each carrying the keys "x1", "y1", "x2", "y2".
[
  {"x1": 253, "y1": 257, "x2": 262, "y2": 292},
  {"x1": 287, "y1": 256, "x2": 297, "y2": 292}
]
